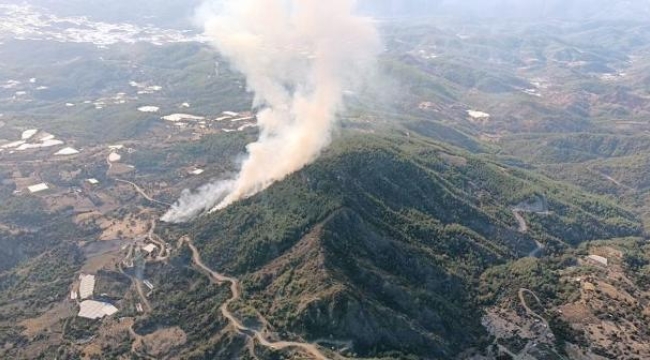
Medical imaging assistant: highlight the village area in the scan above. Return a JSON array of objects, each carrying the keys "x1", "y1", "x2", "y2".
[{"x1": 0, "y1": 103, "x2": 254, "y2": 321}]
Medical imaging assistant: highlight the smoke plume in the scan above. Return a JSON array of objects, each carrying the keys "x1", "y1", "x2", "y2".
[{"x1": 162, "y1": 0, "x2": 380, "y2": 223}]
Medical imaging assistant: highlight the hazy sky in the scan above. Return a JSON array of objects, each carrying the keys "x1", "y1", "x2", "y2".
[
  {"x1": 358, "y1": 0, "x2": 650, "y2": 21},
  {"x1": 13, "y1": 0, "x2": 650, "y2": 25}
]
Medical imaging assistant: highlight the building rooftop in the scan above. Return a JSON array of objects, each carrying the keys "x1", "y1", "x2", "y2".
[
  {"x1": 55, "y1": 147, "x2": 80, "y2": 156},
  {"x1": 78, "y1": 300, "x2": 118, "y2": 320},
  {"x1": 108, "y1": 152, "x2": 121, "y2": 162},
  {"x1": 28, "y1": 183, "x2": 49, "y2": 193},
  {"x1": 21, "y1": 129, "x2": 38, "y2": 140},
  {"x1": 79, "y1": 274, "x2": 96, "y2": 299},
  {"x1": 142, "y1": 244, "x2": 157, "y2": 254}
]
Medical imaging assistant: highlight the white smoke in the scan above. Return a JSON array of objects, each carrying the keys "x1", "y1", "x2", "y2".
[{"x1": 162, "y1": 0, "x2": 380, "y2": 223}]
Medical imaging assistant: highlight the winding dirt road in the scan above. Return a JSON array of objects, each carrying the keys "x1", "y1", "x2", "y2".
[
  {"x1": 146, "y1": 219, "x2": 169, "y2": 261},
  {"x1": 117, "y1": 181, "x2": 331, "y2": 358},
  {"x1": 512, "y1": 210, "x2": 528, "y2": 233},
  {"x1": 589, "y1": 167, "x2": 635, "y2": 192},
  {"x1": 181, "y1": 237, "x2": 330, "y2": 360},
  {"x1": 117, "y1": 246, "x2": 152, "y2": 313},
  {"x1": 518, "y1": 288, "x2": 547, "y2": 325},
  {"x1": 115, "y1": 179, "x2": 171, "y2": 206}
]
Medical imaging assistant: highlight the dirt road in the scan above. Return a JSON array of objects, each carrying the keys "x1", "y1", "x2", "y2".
[
  {"x1": 589, "y1": 168, "x2": 635, "y2": 192},
  {"x1": 182, "y1": 237, "x2": 330, "y2": 360},
  {"x1": 115, "y1": 179, "x2": 171, "y2": 206},
  {"x1": 146, "y1": 219, "x2": 169, "y2": 261},
  {"x1": 117, "y1": 183, "x2": 330, "y2": 358},
  {"x1": 518, "y1": 288, "x2": 547, "y2": 324},
  {"x1": 512, "y1": 210, "x2": 528, "y2": 233}
]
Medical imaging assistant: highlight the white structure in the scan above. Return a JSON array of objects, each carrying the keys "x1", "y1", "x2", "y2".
[
  {"x1": 138, "y1": 106, "x2": 160, "y2": 113},
  {"x1": 78, "y1": 300, "x2": 118, "y2": 319},
  {"x1": 143, "y1": 280, "x2": 154, "y2": 290},
  {"x1": 79, "y1": 274, "x2": 96, "y2": 299},
  {"x1": 190, "y1": 169, "x2": 205, "y2": 175},
  {"x1": 21, "y1": 129, "x2": 38, "y2": 140},
  {"x1": 162, "y1": 113, "x2": 204, "y2": 122},
  {"x1": 467, "y1": 110, "x2": 490, "y2": 119},
  {"x1": 87, "y1": 178, "x2": 99, "y2": 185},
  {"x1": 108, "y1": 152, "x2": 121, "y2": 162},
  {"x1": 28, "y1": 183, "x2": 49, "y2": 193},
  {"x1": 231, "y1": 116, "x2": 255, "y2": 122},
  {"x1": 1, "y1": 140, "x2": 26, "y2": 149},
  {"x1": 587, "y1": 255, "x2": 608, "y2": 267},
  {"x1": 238, "y1": 123, "x2": 257, "y2": 132},
  {"x1": 55, "y1": 147, "x2": 80, "y2": 155},
  {"x1": 70, "y1": 290, "x2": 78, "y2": 300},
  {"x1": 142, "y1": 244, "x2": 157, "y2": 254},
  {"x1": 108, "y1": 144, "x2": 124, "y2": 150},
  {"x1": 15, "y1": 139, "x2": 64, "y2": 151},
  {"x1": 222, "y1": 111, "x2": 238, "y2": 117}
]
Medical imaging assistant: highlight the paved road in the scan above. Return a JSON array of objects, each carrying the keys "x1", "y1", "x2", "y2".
[{"x1": 182, "y1": 237, "x2": 330, "y2": 360}]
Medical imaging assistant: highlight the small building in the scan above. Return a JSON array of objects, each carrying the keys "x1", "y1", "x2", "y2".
[
  {"x1": 28, "y1": 183, "x2": 49, "y2": 194},
  {"x1": 87, "y1": 178, "x2": 100, "y2": 185},
  {"x1": 70, "y1": 290, "x2": 78, "y2": 300},
  {"x1": 190, "y1": 169, "x2": 205, "y2": 175},
  {"x1": 78, "y1": 300, "x2": 118, "y2": 320},
  {"x1": 142, "y1": 244, "x2": 158, "y2": 254},
  {"x1": 587, "y1": 255, "x2": 608, "y2": 267},
  {"x1": 222, "y1": 111, "x2": 239, "y2": 117}
]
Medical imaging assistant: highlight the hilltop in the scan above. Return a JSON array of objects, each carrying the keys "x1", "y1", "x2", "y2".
[{"x1": 178, "y1": 133, "x2": 640, "y2": 359}]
